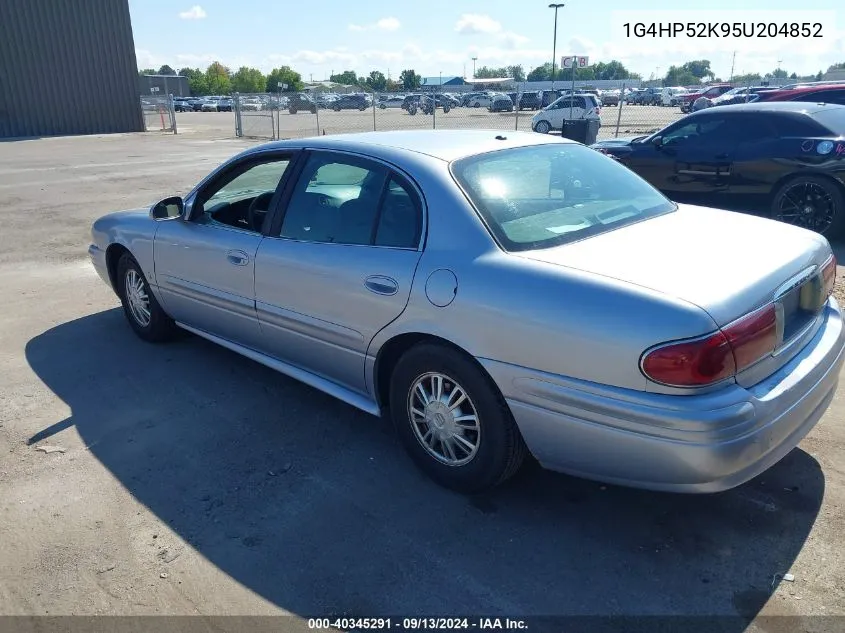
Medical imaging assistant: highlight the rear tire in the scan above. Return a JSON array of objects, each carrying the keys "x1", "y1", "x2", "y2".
[
  {"x1": 389, "y1": 343, "x2": 527, "y2": 493},
  {"x1": 534, "y1": 120, "x2": 551, "y2": 134},
  {"x1": 116, "y1": 253, "x2": 179, "y2": 343},
  {"x1": 770, "y1": 175, "x2": 845, "y2": 238}
]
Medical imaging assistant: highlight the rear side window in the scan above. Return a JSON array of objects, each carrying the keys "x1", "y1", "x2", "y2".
[
  {"x1": 796, "y1": 90, "x2": 845, "y2": 106},
  {"x1": 770, "y1": 113, "x2": 830, "y2": 137},
  {"x1": 808, "y1": 108, "x2": 845, "y2": 136}
]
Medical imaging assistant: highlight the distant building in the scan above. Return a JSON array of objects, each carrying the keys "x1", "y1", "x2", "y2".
[
  {"x1": 420, "y1": 76, "x2": 466, "y2": 88},
  {"x1": 139, "y1": 74, "x2": 191, "y2": 97},
  {"x1": 823, "y1": 68, "x2": 845, "y2": 81}
]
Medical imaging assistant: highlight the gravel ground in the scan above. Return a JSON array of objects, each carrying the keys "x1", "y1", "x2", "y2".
[{"x1": 0, "y1": 131, "x2": 844, "y2": 630}]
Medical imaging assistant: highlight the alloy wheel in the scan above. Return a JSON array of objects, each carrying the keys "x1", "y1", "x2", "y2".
[
  {"x1": 775, "y1": 181, "x2": 836, "y2": 233},
  {"x1": 124, "y1": 269, "x2": 151, "y2": 327}
]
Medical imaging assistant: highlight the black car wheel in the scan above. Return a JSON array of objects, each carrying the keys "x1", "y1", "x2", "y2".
[
  {"x1": 771, "y1": 176, "x2": 845, "y2": 237},
  {"x1": 389, "y1": 343, "x2": 527, "y2": 493}
]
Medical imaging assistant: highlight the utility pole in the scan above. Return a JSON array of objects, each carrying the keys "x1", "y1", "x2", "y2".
[
  {"x1": 729, "y1": 52, "x2": 736, "y2": 82},
  {"x1": 549, "y1": 4, "x2": 565, "y2": 91},
  {"x1": 471, "y1": 56, "x2": 477, "y2": 78}
]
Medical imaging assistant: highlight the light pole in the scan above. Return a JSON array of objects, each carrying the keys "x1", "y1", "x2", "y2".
[
  {"x1": 471, "y1": 56, "x2": 478, "y2": 79},
  {"x1": 549, "y1": 4, "x2": 565, "y2": 91}
]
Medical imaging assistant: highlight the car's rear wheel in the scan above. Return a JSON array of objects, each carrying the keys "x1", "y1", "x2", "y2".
[
  {"x1": 117, "y1": 253, "x2": 178, "y2": 343},
  {"x1": 534, "y1": 120, "x2": 551, "y2": 134},
  {"x1": 771, "y1": 175, "x2": 845, "y2": 238},
  {"x1": 389, "y1": 343, "x2": 527, "y2": 493}
]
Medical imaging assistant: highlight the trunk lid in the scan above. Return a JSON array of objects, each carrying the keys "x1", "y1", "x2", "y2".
[
  {"x1": 517, "y1": 203, "x2": 830, "y2": 325},
  {"x1": 517, "y1": 204, "x2": 833, "y2": 386}
]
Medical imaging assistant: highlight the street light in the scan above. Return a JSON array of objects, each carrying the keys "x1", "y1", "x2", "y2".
[
  {"x1": 549, "y1": 3, "x2": 565, "y2": 91},
  {"x1": 471, "y1": 56, "x2": 478, "y2": 79}
]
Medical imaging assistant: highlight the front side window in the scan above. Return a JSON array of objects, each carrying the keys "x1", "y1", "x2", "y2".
[
  {"x1": 451, "y1": 143, "x2": 674, "y2": 252},
  {"x1": 194, "y1": 158, "x2": 291, "y2": 231}
]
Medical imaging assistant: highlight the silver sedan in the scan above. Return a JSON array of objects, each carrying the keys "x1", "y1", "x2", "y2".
[{"x1": 88, "y1": 130, "x2": 845, "y2": 493}]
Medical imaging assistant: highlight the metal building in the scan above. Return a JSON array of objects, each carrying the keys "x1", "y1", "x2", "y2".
[
  {"x1": 139, "y1": 74, "x2": 191, "y2": 97},
  {"x1": 0, "y1": 0, "x2": 144, "y2": 138}
]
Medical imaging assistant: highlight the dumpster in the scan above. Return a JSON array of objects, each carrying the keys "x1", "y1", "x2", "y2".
[{"x1": 560, "y1": 119, "x2": 601, "y2": 144}]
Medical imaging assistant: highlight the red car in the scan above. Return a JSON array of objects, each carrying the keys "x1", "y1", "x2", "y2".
[
  {"x1": 756, "y1": 83, "x2": 845, "y2": 106},
  {"x1": 679, "y1": 84, "x2": 734, "y2": 113}
]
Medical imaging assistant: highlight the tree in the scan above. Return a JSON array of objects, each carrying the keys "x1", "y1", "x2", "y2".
[
  {"x1": 205, "y1": 61, "x2": 231, "y2": 94},
  {"x1": 527, "y1": 63, "x2": 552, "y2": 81},
  {"x1": 178, "y1": 67, "x2": 208, "y2": 95},
  {"x1": 265, "y1": 66, "x2": 303, "y2": 92},
  {"x1": 730, "y1": 72, "x2": 762, "y2": 85},
  {"x1": 385, "y1": 78, "x2": 402, "y2": 92},
  {"x1": 138, "y1": 68, "x2": 156, "y2": 76},
  {"x1": 664, "y1": 65, "x2": 701, "y2": 86},
  {"x1": 330, "y1": 70, "x2": 359, "y2": 85},
  {"x1": 399, "y1": 69, "x2": 421, "y2": 90},
  {"x1": 789, "y1": 72, "x2": 798, "y2": 79},
  {"x1": 827, "y1": 62, "x2": 845, "y2": 72},
  {"x1": 816, "y1": 70, "x2": 824, "y2": 81},
  {"x1": 231, "y1": 66, "x2": 266, "y2": 93},
  {"x1": 507, "y1": 65, "x2": 525, "y2": 82},
  {"x1": 475, "y1": 66, "x2": 507, "y2": 79},
  {"x1": 681, "y1": 59, "x2": 714, "y2": 80},
  {"x1": 771, "y1": 68, "x2": 788, "y2": 79},
  {"x1": 158, "y1": 64, "x2": 176, "y2": 75},
  {"x1": 364, "y1": 70, "x2": 387, "y2": 91}
]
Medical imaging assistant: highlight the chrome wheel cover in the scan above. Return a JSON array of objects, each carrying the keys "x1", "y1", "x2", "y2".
[
  {"x1": 124, "y1": 269, "x2": 151, "y2": 327},
  {"x1": 407, "y1": 372, "x2": 481, "y2": 466}
]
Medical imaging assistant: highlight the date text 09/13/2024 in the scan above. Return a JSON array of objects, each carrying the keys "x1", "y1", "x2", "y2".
[
  {"x1": 308, "y1": 618, "x2": 528, "y2": 631},
  {"x1": 622, "y1": 22, "x2": 823, "y2": 38}
]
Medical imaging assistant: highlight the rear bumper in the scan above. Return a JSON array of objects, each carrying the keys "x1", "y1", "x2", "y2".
[{"x1": 480, "y1": 298, "x2": 845, "y2": 492}]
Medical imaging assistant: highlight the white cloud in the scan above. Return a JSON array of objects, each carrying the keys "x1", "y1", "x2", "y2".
[
  {"x1": 455, "y1": 14, "x2": 501, "y2": 35},
  {"x1": 178, "y1": 5, "x2": 206, "y2": 20},
  {"x1": 348, "y1": 17, "x2": 401, "y2": 32},
  {"x1": 499, "y1": 32, "x2": 530, "y2": 49}
]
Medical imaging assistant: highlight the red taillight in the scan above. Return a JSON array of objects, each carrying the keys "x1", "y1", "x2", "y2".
[
  {"x1": 822, "y1": 254, "x2": 837, "y2": 298},
  {"x1": 641, "y1": 331, "x2": 736, "y2": 387},
  {"x1": 641, "y1": 303, "x2": 779, "y2": 388}
]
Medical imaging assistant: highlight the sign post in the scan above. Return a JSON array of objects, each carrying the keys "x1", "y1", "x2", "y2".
[{"x1": 561, "y1": 56, "x2": 590, "y2": 121}]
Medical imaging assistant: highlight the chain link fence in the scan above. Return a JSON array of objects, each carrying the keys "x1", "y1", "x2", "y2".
[
  {"x1": 140, "y1": 94, "x2": 177, "y2": 133},
  {"x1": 228, "y1": 84, "x2": 766, "y2": 142}
]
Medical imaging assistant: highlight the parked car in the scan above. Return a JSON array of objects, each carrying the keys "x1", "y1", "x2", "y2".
[
  {"x1": 539, "y1": 90, "x2": 564, "y2": 108},
  {"x1": 240, "y1": 98, "x2": 263, "y2": 111},
  {"x1": 601, "y1": 90, "x2": 621, "y2": 107},
  {"x1": 708, "y1": 86, "x2": 771, "y2": 107},
  {"x1": 217, "y1": 97, "x2": 233, "y2": 112},
  {"x1": 173, "y1": 98, "x2": 192, "y2": 113},
  {"x1": 756, "y1": 83, "x2": 845, "y2": 106},
  {"x1": 531, "y1": 94, "x2": 601, "y2": 134},
  {"x1": 636, "y1": 87, "x2": 662, "y2": 106},
  {"x1": 516, "y1": 91, "x2": 542, "y2": 110},
  {"x1": 466, "y1": 93, "x2": 495, "y2": 108},
  {"x1": 88, "y1": 129, "x2": 844, "y2": 494},
  {"x1": 489, "y1": 94, "x2": 514, "y2": 112},
  {"x1": 331, "y1": 94, "x2": 369, "y2": 111},
  {"x1": 679, "y1": 84, "x2": 734, "y2": 113},
  {"x1": 200, "y1": 98, "x2": 220, "y2": 112},
  {"x1": 402, "y1": 94, "x2": 423, "y2": 111},
  {"x1": 661, "y1": 87, "x2": 689, "y2": 107},
  {"x1": 591, "y1": 102, "x2": 845, "y2": 237},
  {"x1": 288, "y1": 93, "x2": 317, "y2": 114},
  {"x1": 379, "y1": 96, "x2": 405, "y2": 109},
  {"x1": 186, "y1": 98, "x2": 204, "y2": 111}
]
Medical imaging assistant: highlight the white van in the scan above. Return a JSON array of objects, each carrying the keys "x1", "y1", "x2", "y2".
[
  {"x1": 660, "y1": 87, "x2": 688, "y2": 107},
  {"x1": 531, "y1": 93, "x2": 601, "y2": 134}
]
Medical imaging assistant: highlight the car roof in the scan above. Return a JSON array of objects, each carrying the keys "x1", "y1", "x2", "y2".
[
  {"x1": 762, "y1": 83, "x2": 845, "y2": 96},
  {"x1": 248, "y1": 129, "x2": 573, "y2": 162},
  {"x1": 688, "y1": 101, "x2": 844, "y2": 116}
]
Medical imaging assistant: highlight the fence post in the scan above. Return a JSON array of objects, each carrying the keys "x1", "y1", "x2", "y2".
[
  {"x1": 169, "y1": 94, "x2": 178, "y2": 134},
  {"x1": 275, "y1": 94, "x2": 280, "y2": 140},
  {"x1": 314, "y1": 95, "x2": 321, "y2": 136},
  {"x1": 614, "y1": 83, "x2": 625, "y2": 138},
  {"x1": 234, "y1": 93, "x2": 243, "y2": 137},
  {"x1": 372, "y1": 89, "x2": 377, "y2": 131},
  {"x1": 515, "y1": 83, "x2": 520, "y2": 131}
]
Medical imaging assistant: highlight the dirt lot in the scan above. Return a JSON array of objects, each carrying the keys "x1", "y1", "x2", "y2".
[
  {"x1": 1, "y1": 130, "x2": 844, "y2": 630},
  {"x1": 171, "y1": 104, "x2": 682, "y2": 141}
]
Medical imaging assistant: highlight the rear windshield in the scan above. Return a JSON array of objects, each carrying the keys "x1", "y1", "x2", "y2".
[
  {"x1": 810, "y1": 107, "x2": 845, "y2": 135},
  {"x1": 451, "y1": 143, "x2": 675, "y2": 252}
]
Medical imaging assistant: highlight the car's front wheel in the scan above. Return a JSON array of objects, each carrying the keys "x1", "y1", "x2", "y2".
[
  {"x1": 389, "y1": 343, "x2": 527, "y2": 493},
  {"x1": 117, "y1": 253, "x2": 178, "y2": 343},
  {"x1": 534, "y1": 120, "x2": 551, "y2": 134},
  {"x1": 771, "y1": 175, "x2": 845, "y2": 238}
]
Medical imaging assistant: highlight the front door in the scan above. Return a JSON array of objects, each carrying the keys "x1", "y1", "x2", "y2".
[
  {"x1": 153, "y1": 153, "x2": 294, "y2": 349},
  {"x1": 254, "y1": 151, "x2": 424, "y2": 394}
]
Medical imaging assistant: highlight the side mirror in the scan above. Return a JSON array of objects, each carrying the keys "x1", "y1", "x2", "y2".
[
  {"x1": 151, "y1": 196, "x2": 184, "y2": 220},
  {"x1": 651, "y1": 136, "x2": 663, "y2": 147}
]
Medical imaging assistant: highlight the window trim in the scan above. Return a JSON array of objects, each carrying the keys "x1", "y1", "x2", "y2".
[
  {"x1": 267, "y1": 148, "x2": 427, "y2": 252},
  {"x1": 185, "y1": 150, "x2": 301, "y2": 236}
]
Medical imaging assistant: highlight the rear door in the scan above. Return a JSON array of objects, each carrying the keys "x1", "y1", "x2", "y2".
[{"x1": 254, "y1": 150, "x2": 425, "y2": 394}]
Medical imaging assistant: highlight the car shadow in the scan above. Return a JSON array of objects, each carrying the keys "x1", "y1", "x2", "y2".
[{"x1": 25, "y1": 309, "x2": 824, "y2": 625}]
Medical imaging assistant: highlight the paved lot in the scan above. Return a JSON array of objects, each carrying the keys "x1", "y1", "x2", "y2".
[
  {"x1": 172, "y1": 104, "x2": 682, "y2": 141},
  {"x1": 1, "y1": 131, "x2": 844, "y2": 628}
]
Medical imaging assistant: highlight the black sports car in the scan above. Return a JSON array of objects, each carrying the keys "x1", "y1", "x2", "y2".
[{"x1": 591, "y1": 102, "x2": 845, "y2": 237}]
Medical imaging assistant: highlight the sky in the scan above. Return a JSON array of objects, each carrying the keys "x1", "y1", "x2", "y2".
[{"x1": 129, "y1": 0, "x2": 845, "y2": 81}]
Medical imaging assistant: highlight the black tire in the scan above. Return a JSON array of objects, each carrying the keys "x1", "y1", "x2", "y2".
[
  {"x1": 116, "y1": 253, "x2": 178, "y2": 343},
  {"x1": 389, "y1": 343, "x2": 527, "y2": 493},
  {"x1": 289, "y1": 108, "x2": 297, "y2": 114},
  {"x1": 771, "y1": 175, "x2": 845, "y2": 238}
]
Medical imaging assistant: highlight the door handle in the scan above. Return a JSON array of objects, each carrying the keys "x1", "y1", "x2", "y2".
[
  {"x1": 364, "y1": 275, "x2": 399, "y2": 296},
  {"x1": 226, "y1": 249, "x2": 249, "y2": 266}
]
